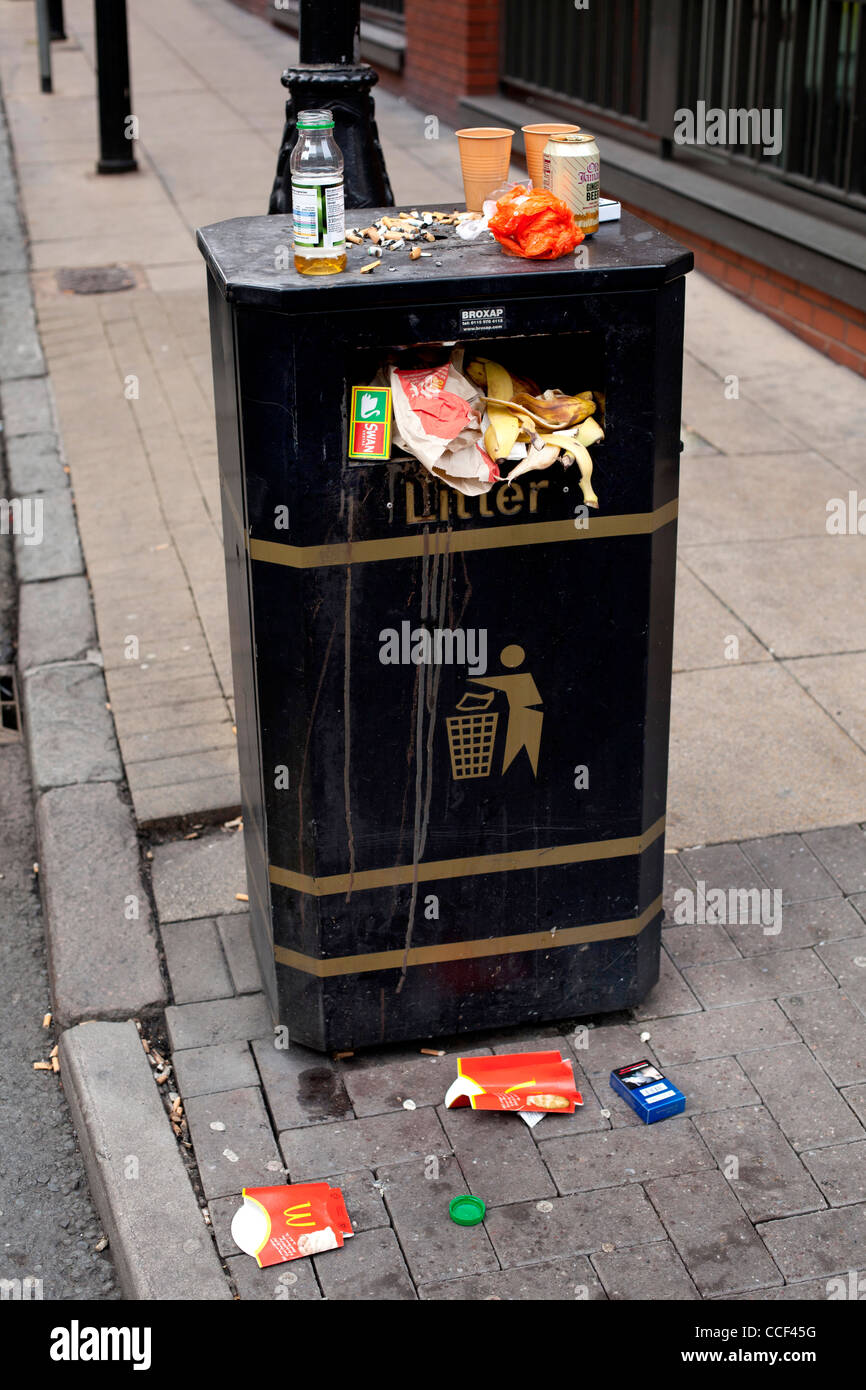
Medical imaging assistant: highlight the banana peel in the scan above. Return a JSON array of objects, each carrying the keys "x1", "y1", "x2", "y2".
[
  {"x1": 567, "y1": 442, "x2": 599, "y2": 508},
  {"x1": 505, "y1": 442, "x2": 560, "y2": 483}
]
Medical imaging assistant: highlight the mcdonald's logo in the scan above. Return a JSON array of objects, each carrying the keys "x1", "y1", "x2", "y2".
[{"x1": 283, "y1": 1202, "x2": 317, "y2": 1229}]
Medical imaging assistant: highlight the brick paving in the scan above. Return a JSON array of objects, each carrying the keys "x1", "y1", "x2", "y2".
[{"x1": 150, "y1": 824, "x2": 866, "y2": 1299}]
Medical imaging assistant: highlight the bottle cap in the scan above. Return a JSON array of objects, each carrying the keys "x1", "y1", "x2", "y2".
[
  {"x1": 449, "y1": 1194, "x2": 486, "y2": 1226},
  {"x1": 298, "y1": 109, "x2": 335, "y2": 130}
]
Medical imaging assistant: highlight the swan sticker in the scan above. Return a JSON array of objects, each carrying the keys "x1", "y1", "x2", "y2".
[
  {"x1": 349, "y1": 384, "x2": 392, "y2": 459},
  {"x1": 446, "y1": 643, "x2": 543, "y2": 780}
]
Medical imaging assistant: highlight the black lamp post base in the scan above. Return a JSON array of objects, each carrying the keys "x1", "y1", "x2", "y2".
[
  {"x1": 96, "y1": 156, "x2": 138, "y2": 174},
  {"x1": 269, "y1": 63, "x2": 394, "y2": 213}
]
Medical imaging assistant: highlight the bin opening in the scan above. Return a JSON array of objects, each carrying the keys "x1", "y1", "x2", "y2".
[{"x1": 348, "y1": 334, "x2": 605, "y2": 505}]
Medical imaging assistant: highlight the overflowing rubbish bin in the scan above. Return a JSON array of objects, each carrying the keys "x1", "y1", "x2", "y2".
[{"x1": 198, "y1": 209, "x2": 693, "y2": 1051}]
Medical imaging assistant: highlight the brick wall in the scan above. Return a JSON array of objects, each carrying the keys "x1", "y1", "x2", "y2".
[
  {"x1": 404, "y1": 0, "x2": 501, "y2": 128},
  {"x1": 623, "y1": 205, "x2": 866, "y2": 379}
]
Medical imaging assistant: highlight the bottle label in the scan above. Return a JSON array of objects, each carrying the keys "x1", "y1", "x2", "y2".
[{"x1": 291, "y1": 177, "x2": 345, "y2": 252}]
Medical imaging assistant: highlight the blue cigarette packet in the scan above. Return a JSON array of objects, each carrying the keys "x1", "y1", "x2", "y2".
[{"x1": 610, "y1": 1059, "x2": 685, "y2": 1124}]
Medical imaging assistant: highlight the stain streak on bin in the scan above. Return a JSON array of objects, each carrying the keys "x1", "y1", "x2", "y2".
[{"x1": 198, "y1": 210, "x2": 693, "y2": 1051}]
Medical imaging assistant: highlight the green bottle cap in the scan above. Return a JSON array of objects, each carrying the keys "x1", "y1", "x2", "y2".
[
  {"x1": 449, "y1": 1194, "x2": 486, "y2": 1227},
  {"x1": 298, "y1": 109, "x2": 335, "y2": 130}
]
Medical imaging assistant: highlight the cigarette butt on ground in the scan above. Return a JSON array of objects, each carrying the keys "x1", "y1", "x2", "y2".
[
  {"x1": 33, "y1": 1061, "x2": 53, "y2": 1071},
  {"x1": 51, "y1": 1056, "x2": 60, "y2": 1073},
  {"x1": 333, "y1": 1050, "x2": 354, "y2": 1060},
  {"x1": 235, "y1": 893, "x2": 249, "y2": 902},
  {"x1": 420, "y1": 1048, "x2": 445, "y2": 1056},
  {"x1": 42, "y1": 1012, "x2": 51, "y2": 1028}
]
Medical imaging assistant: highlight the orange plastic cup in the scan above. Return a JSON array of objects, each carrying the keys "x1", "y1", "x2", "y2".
[
  {"x1": 455, "y1": 127, "x2": 514, "y2": 212},
  {"x1": 521, "y1": 122, "x2": 581, "y2": 188}
]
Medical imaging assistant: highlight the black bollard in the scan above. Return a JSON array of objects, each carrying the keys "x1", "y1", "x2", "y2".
[
  {"x1": 48, "y1": 0, "x2": 66, "y2": 41},
  {"x1": 94, "y1": 0, "x2": 137, "y2": 174},
  {"x1": 35, "y1": 0, "x2": 52, "y2": 92},
  {"x1": 269, "y1": 0, "x2": 393, "y2": 213}
]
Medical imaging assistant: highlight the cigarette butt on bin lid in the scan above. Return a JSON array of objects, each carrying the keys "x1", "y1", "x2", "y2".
[
  {"x1": 444, "y1": 1051, "x2": 582, "y2": 1114},
  {"x1": 231, "y1": 1183, "x2": 353, "y2": 1268}
]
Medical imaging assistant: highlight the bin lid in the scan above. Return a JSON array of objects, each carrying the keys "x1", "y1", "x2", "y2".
[{"x1": 196, "y1": 207, "x2": 693, "y2": 312}]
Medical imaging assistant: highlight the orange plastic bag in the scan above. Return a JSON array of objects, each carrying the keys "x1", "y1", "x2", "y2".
[{"x1": 488, "y1": 184, "x2": 584, "y2": 260}]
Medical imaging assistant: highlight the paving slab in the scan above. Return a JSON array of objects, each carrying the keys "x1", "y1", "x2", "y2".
[
  {"x1": 340, "y1": 1048, "x2": 489, "y2": 1117},
  {"x1": 377, "y1": 1153, "x2": 498, "y2": 1284},
  {"x1": 632, "y1": 946, "x2": 702, "y2": 1018},
  {"x1": 758, "y1": 1204, "x2": 866, "y2": 1282},
  {"x1": 151, "y1": 830, "x2": 247, "y2": 921},
  {"x1": 841, "y1": 1084, "x2": 866, "y2": 1128},
  {"x1": 576, "y1": 1023, "x2": 660, "y2": 1077},
  {"x1": 800, "y1": 1141, "x2": 866, "y2": 1207},
  {"x1": 740, "y1": 833, "x2": 845, "y2": 903},
  {"x1": 778, "y1": 989, "x2": 866, "y2": 1087},
  {"x1": 165, "y1": 992, "x2": 271, "y2": 1051},
  {"x1": 5, "y1": 431, "x2": 66, "y2": 494},
  {"x1": 647, "y1": 1000, "x2": 797, "y2": 1065},
  {"x1": 437, "y1": 1104, "x2": 557, "y2": 1206},
  {"x1": 14, "y1": 489, "x2": 83, "y2": 582},
  {"x1": 786, "y1": 653, "x2": 866, "y2": 754},
  {"x1": 216, "y1": 914, "x2": 261, "y2": 994},
  {"x1": 668, "y1": 663, "x2": 866, "y2": 848},
  {"x1": 591, "y1": 1240, "x2": 700, "y2": 1300},
  {"x1": 252, "y1": 1038, "x2": 353, "y2": 1131},
  {"x1": 692, "y1": 1106, "x2": 824, "y2": 1221},
  {"x1": 58, "y1": 1020, "x2": 229, "y2": 1300},
  {"x1": 815, "y1": 935, "x2": 866, "y2": 1015},
  {"x1": 420, "y1": 1255, "x2": 605, "y2": 1301},
  {"x1": 162, "y1": 918, "x2": 234, "y2": 1004},
  {"x1": 171, "y1": 1040, "x2": 259, "y2": 1098},
  {"x1": 683, "y1": 949, "x2": 835, "y2": 1008},
  {"x1": 313, "y1": 1227, "x2": 416, "y2": 1300},
  {"x1": 0, "y1": 374, "x2": 55, "y2": 435},
  {"x1": 226, "y1": 1254, "x2": 322, "y2": 1300},
  {"x1": 281, "y1": 1107, "x2": 451, "y2": 1181},
  {"x1": 724, "y1": 895, "x2": 866, "y2": 955},
  {"x1": 184, "y1": 1085, "x2": 283, "y2": 1200},
  {"x1": 539, "y1": 1117, "x2": 714, "y2": 1193},
  {"x1": 485, "y1": 1185, "x2": 666, "y2": 1268},
  {"x1": 645, "y1": 1171, "x2": 783, "y2": 1297},
  {"x1": 24, "y1": 662, "x2": 120, "y2": 790},
  {"x1": 673, "y1": 560, "x2": 770, "y2": 672},
  {"x1": 738, "y1": 1044, "x2": 865, "y2": 1151},
  {"x1": 662, "y1": 920, "x2": 742, "y2": 968},
  {"x1": 36, "y1": 782, "x2": 165, "y2": 1025},
  {"x1": 802, "y1": 825, "x2": 866, "y2": 894},
  {"x1": 17, "y1": 575, "x2": 95, "y2": 672}
]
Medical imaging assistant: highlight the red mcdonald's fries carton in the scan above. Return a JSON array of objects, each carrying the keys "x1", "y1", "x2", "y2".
[
  {"x1": 444, "y1": 1051, "x2": 582, "y2": 1114},
  {"x1": 231, "y1": 1183, "x2": 353, "y2": 1268}
]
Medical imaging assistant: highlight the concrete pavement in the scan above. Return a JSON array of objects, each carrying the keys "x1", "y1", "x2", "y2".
[{"x1": 1, "y1": 0, "x2": 864, "y2": 837}]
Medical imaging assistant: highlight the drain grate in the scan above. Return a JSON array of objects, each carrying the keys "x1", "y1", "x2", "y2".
[
  {"x1": 0, "y1": 667, "x2": 21, "y2": 743},
  {"x1": 56, "y1": 266, "x2": 137, "y2": 295}
]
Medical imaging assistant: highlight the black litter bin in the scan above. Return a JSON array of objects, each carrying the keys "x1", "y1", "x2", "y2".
[{"x1": 198, "y1": 210, "x2": 693, "y2": 1051}]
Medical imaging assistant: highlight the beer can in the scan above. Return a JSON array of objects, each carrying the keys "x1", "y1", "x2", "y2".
[{"x1": 543, "y1": 131, "x2": 600, "y2": 235}]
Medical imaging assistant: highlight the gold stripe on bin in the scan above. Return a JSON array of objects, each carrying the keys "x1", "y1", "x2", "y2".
[
  {"x1": 269, "y1": 815, "x2": 665, "y2": 898},
  {"x1": 249, "y1": 499, "x2": 678, "y2": 570},
  {"x1": 273, "y1": 894, "x2": 663, "y2": 977}
]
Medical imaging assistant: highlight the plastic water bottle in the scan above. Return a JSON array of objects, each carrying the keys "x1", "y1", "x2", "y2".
[{"x1": 290, "y1": 109, "x2": 346, "y2": 276}]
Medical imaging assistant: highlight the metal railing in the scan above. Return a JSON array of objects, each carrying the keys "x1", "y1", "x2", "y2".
[
  {"x1": 502, "y1": 0, "x2": 650, "y2": 126},
  {"x1": 500, "y1": 0, "x2": 865, "y2": 207},
  {"x1": 679, "y1": 0, "x2": 865, "y2": 202}
]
